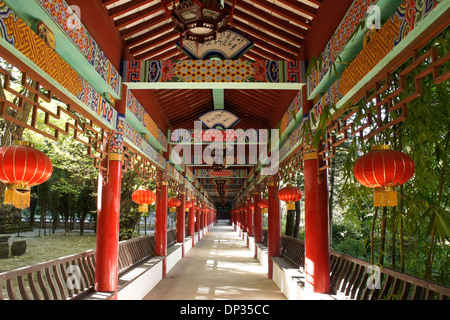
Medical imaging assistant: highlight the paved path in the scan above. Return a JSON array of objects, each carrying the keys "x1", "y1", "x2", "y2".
[{"x1": 143, "y1": 220, "x2": 285, "y2": 300}]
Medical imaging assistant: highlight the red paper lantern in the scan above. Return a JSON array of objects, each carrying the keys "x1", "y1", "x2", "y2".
[
  {"x1": 258, "y1": 199, "x2": 268, "y2": 208},
  {"x1": 278, "y1": 184, "x2": 302, "y2": 210},
  {"x1": 0, "y1": 141, "x2": 53, "y2": 209},
  {"x1": 353, "y1": 145, "x2": 415, "y2": 206},
  {"x1": 168, "y1": 197, "x2": 181, "y2": 212},
  {"x1": 132, "y1": 188, "x2": 156, "y2": 212},
  {"x1": 249, "y1": 203, "x2": 255, "y2": 210},
  {"x1": 185, "y1": 200, "x2": 193, "y2": 211},
  {"x1": 258, "y1": 198, "x2": 268, "y2": 213}
]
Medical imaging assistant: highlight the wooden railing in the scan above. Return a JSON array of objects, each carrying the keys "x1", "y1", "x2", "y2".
[
  {"x1": 279, "y1": 235, "x2": 450, "y2": 300},
  {"x1": 0, "y1": 228, "x2": 178, "y2": 300}
]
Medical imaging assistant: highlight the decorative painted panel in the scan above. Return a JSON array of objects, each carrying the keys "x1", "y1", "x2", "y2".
[
  {"x1": 194, "y1": 169, "x2": 248, "y2": 178},
  {"x1": 179, "y1": 29, "x2": 253, "y2": 60},
  {"x1": 35, "y1": 0, "x2": 122, "y2": 96},
  {"x1": 0, "y1": 2, "x2": 118, "y2": 129},
  {"x1": 36, "y1": 0, "x2": 90, "y2": 56},
  {"x1": 306, "y1": 0, "x2": 377, "y2": 98},
  {"x1": 309, "y1": 0, "x2": 443, "y2": 127},
  {"x1": 122, "y1": 60, "x2": 305, "y2": 84},
  {"x1": 125, "y1": 89, "x2": 168, "y2": 150},
  {"x1": 170, "y1": 128, "x2": 263, "y2": 143}
]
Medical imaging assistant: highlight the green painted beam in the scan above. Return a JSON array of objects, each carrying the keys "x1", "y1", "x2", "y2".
[
  {"x1": 308, "y1": 0, "x2": 404, "y2": 100},
  {"x1": 125, "y1": 111, "x2": 167, "y2": 152},
  {"x1": 213, "y1": 89, "x2": 224, "y2": 110},
  {"x1": 3, "y1": 0, "x2": 121, "y2": 101},
  {"x1": 125, "y1": 82, "x2": 304, "y2": 90}
]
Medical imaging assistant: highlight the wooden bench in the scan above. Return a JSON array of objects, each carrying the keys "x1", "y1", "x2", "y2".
[
  {"x1": 264, "y1": 234, "x2": 450, "y2": 300},
  {"x1": 0, "y1": 228, "x2": 185, "y2": 300}
]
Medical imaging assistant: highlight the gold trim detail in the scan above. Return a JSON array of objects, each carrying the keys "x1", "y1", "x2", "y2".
[
  {"x1": 371, "y1": 145, "x2": 391, "y2": 151},
  {"x1": 8, "y1": 184, "x2": 30, "y2": 191},
  {"x1": 109, "y1": 153, "x2": 124, "y2": 161},
  {"x1": 304, "y1": 152, "x2": 318, "y2": 160},
  {"x1": 13, "y1": 140, "x2": 34, "y2": 148}
]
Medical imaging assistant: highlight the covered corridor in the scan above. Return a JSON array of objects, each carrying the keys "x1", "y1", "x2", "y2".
[
  {"x1": 0, "y1": 0, "x2": 449, "y2": 303},
  {"x1": 143, "y1": 220, "x2": 285, "y2": 300}
]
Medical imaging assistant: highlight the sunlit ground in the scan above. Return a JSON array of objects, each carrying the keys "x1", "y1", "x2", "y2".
[{"x1": 0, "y1": 229, "x2": 96, "y2": 273}]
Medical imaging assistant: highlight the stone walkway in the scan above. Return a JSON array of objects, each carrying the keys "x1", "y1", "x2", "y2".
[{"x1": 143, "y1": 220, "x2": 286, "y2": 300}]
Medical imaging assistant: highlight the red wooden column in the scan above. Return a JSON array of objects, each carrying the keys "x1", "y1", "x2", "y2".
[
  {"x1": 176, "y1": 189, "x2": 186, "y2": 256},
  {"x1": 94, "y1": 88, "x2": 126, "y2": 297},
  {"x1": 240, "y1": 207, "x2": 244, "y2": 239},
  {"x1": 154, "y1": 170, "x2": 169, "y2": 278},
  {"x1": 267, "y1": 176, "x2": 281, "y2": 279},
  {"x1": 247, "y1": 196, "x2": 254, "y2": 236},
  {"x1": 176, "y1": 189, "x2": 186, "y2": 243},
  {"x1": 242, "y1": 203, "x2": 247, "y2": 241},
  {"x1": 188, "y1": 197, "x2": 195, "y2": 236},
  {"x1": 195, "y1": 203, "x2": 200, "y2": 233},
  {"x1": 236, "y1": 209, "x2": 241, "y2": 235},
  {"x1": 201, "y1": 205, "x2": 205, "y2": 232},
  {"x1": 246, "y1": 196, "x2": 253, "y2": 248},
  {"x1": 254, "y1": 187, "x2": 263, "y2": 244},
  {"x1": 304, "y1": 151, "x2": 330, "y2": 293},
  {"x1": 95, "y1": 153, "x2": 123, "y2": 295}
]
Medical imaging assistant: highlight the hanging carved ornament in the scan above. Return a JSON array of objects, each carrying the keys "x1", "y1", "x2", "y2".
[
  {"x1": 132, "y1": 188, "x2": 156, "y2": 212},
  {"x1": 0, "y1": 141, "x2": 53, "y2": 209},
  {"x1": 170, "y1": 0, "x2": 230, "y2": 44},
  {"x1": 353, "y1": 145, "x2": 415, "y2": 207},
  {"x1": 278, "y1": 184, "x2": 302, "y2": 210}
]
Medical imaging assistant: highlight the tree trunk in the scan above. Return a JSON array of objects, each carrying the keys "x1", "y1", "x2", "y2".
[
  {"x1": 425, "y1": 129, "x2": 449, "y2": 280},
  {"x1": 379, "y1": 207, "x2": 387, "y2": 266},
  {"x1": 391, "y1": 206, "x2": 396, "y2": 269},
  {"x1": 371, "y1": 207, "x2": 379, "y2": 265},
  {"x1": 79, "y1": 212, "x2": 86, "y2": 236},
  {"x1": 285, "y1": 210, "x2": 295, "y2": 237},
  {"x1": 329, "y1": 156, "x2": 335, "y2": 242},
  {"x1": 0, "y1": 78, "x2": 35, "y2": 205},
  {"x1": 293, "y1": 200, "x2": 301, "y2": 238}
]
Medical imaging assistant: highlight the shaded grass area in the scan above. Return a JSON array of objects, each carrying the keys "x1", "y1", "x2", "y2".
[{"x1": 0, "y1": 230, "x2": 97, "y2": 273}]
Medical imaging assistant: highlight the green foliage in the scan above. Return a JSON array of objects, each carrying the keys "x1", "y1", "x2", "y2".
[{"x1": 301, "y1": 30, "x2": 450, "y2": 286}]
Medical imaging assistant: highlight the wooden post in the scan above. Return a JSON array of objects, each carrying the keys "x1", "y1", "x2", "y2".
[
  {"x1": 155, "y1": 169, "x2": 169, "y2": 278},
  {"x1": 267, "y1": 177, "x2": 281, "y2": 279},
  {"x1": 304, "y1": 151, "x2": 330, "y2": 294}
]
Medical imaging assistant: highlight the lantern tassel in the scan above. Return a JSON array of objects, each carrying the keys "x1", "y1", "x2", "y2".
[
  {"x1": 286, "y1": 202, "x2": 296, "y2": 210},
  {"x1": 4, "y1": 186, "x2": 30, "y2": 209},
  {"x1": 374, "y1": 188, "x2": 397, "y2": 207},
  {"x1": 139, "y1": 204, "x2": 148, "y2": 212},
  {"x1": 170, "y1": 207, "x2": 176, "y2": 212}
]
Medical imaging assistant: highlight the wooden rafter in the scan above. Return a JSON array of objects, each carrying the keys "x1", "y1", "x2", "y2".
[{"x1": 102, "y1": 0, "x2": 322, "y2": 61}]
